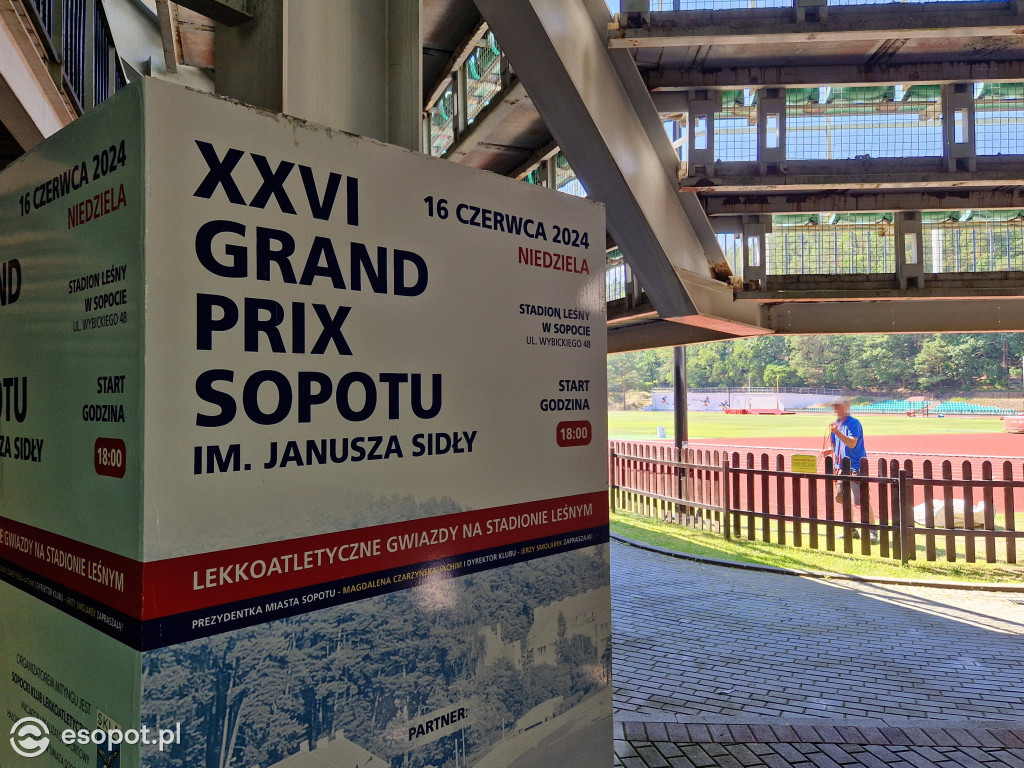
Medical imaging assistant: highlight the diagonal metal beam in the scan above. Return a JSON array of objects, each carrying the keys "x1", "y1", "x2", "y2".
[
  {"x1": 588, "y1": 0, "x2": 733, "y2": 282},
  {"x1": 474, "y1": 0, "x2": 766, "y2": 334}
]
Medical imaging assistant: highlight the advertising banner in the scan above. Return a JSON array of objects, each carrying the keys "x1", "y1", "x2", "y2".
[{"x1": 0, "y1": 79, "x2": 609, "y2": 768}]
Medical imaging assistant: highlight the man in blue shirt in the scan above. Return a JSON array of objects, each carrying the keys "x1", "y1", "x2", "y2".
[{"x1": 822, "y1": 399, "x2": 877, "y2": 543}]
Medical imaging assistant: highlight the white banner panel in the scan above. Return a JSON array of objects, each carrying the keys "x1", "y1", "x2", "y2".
[{"x1": 0, "y1": 79, "x2": 609, "y2": 768}]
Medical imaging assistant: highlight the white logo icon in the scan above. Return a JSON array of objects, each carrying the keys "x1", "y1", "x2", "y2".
[{"x1": 10, "y1": 717, "x2": 50, "y2": 758}]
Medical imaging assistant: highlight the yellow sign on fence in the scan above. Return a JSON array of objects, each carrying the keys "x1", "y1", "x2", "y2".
[{"x1": 791, "y1": 454, "x2": 818, "y2": 473}]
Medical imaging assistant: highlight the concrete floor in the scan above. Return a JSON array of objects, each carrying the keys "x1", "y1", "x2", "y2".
[{"x1": 610, "y1": 540, "x2": 1024, "y2": 767}]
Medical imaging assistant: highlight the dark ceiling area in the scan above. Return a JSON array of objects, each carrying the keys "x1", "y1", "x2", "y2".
[{"x1": 0, "y1": 120, "x2": 23, "y2": 172}]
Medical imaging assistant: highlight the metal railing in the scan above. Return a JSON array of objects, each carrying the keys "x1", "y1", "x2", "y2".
[
  {"x1": 21, "y1": 0, "x2": 124, "y2": 116},
  {"x1": 610, "y1": 440, "x2": 1023, "y2": 565},
  {"x1": 712, "y1": 212, "x2": 1024, "y2": 277},
  {"x1": 650, "y1": 386, "x2": 843, "y2": 395},
  {"x1": 427, "y1": 30, "x2": 511, "y2": 158}
]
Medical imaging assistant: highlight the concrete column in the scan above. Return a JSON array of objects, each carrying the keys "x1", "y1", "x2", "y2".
[
  {"x1": 499, "y1": 50, "x2": 512, "y2": 91},
  {"x1": 741, "y1": 215, "x2": 770, "y2": 289},
  {"x1": 545, "y1": 155, "x2": 557, "y2": 189},
  {"x1": 794, "y1": 0, "x2": 828, "y2": 23},
  {"x1": 627, "y1": 263, "x2": 642, "y2": 306},
  {"x1": 216, "y1": 0, "x2": 422, "y2": 152},
  {"x1": 621, "y1": 0, "x2": 651, "y2": 28},
  {"x1": 687, "y1": 90, "x2": 720, "y2": 176},
  {"x1": 455, "y1": 60, "x2": 468, "y2": 136},
  {"x1": 421, "y1": 111, "x2": 432, "y2": 156},
  {"x1": 386, "y1": 0, "x2": 422, "y2": 151},
  {"x1": 942, "y1": 82, "x2": 976, "y2": 173},
  {"x1": 895, "y1": 211, "x2": 924, "y2": 290},
  {"x1": 756, "y1": 87, "x2": 786, "y2": 173}
]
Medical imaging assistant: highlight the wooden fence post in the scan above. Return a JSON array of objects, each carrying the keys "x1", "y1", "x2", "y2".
[
  {"x1": 722, "y1": 457, "x2": 731, "y2": 541},
  {"x1": 760, "y1": 453, "x2": 770, "y2": 543},
  {"x1": 675, "y1": 444, "x2": 685, "y2": 523},
  {"x1": 1005, "y1": 461, "x2": 1017, "y2": 565},
  {"x1": 982, "y1": 461, "x2": 996, "y2": 564},
  {"x1": 903, "y1": 460, "x2": 916, "y2": 561},
  {"x1": 877, "y1": 458, "x2": 891, "y2": 559},
  {"x1": 963, "y1": 461, "x2": 976, "y2": 564},
  {"x1": 922, "y1": 460, "x2": 936, "y2": 562},
  {"x1": 899, "y1": 468, "x2": 911, "y2": 566},
  {"x1": 890, "y1": 459, "x2": 902, "y2": 562},
  {"x1": 609, "y1": 448, "x2": 617, "y2": 516},
  {"x1": 746, "y1": 452, "x2": 755, "y2": 541},
  {"x1": 776, "y1": 454, "x2": 787, "y2": 546},
  {"x1": 824, "y1": 455, "x2": 836, "y2": 552},
  {"x1": 841, "y1": 457, "x2": 853, "y2": 555}
]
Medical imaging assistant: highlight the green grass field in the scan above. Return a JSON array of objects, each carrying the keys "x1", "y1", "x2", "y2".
[
  {"x1": 608, "y1": 411, "x2": 1006, "y2": 441},
  {"x1": 611, "y1": 509, "x2": 1024, "y2": 583}
]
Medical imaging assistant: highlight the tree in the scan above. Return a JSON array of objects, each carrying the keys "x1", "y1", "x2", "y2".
[
  {"x1": 762, "y1": 362, "x2": 802, "y2": 387},
  {"x1": 852, "y1": 335, "x2": 922, "y2": 390},
  {"x1": 607, "y1": 352, "x2": 643, "y2": 407},
  {"x1": 634, "y1": 349, "x2": 673, "y2": 390},
  {"x1": 789, "y1": 336, "x2": 855, "y2": 388},
  {"x1": 914, "y1": 336, "x2": 956, "y2": 390}
]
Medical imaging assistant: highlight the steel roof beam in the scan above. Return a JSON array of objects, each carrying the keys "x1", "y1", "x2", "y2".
[
  {"x1": 766, "y1": 298, "x2": 1024, "y2": 334},
  {"x1": 610, "y1": 296, "x2": 1024, "y2": 342},
  {"x1": 609, "y1": 3, "x2": 1024, "y2": 48},
  {"x1": 683, "y1": 156, "x2": 1024, "y2": 193},
  {"x1": 647, "y1": 59, "x2": 1024, "y2": 91},
  {"x1": 509, "y1": 139, "x2": 559, "y2": 180},
  {"x1": 703, "y1": 189, "x2": 1024, "y2": 215}
]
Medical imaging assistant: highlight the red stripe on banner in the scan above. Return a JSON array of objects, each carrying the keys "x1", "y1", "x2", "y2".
[
  {"x1": 143, "y1": 491, "x2": 607, "y2": 619},
  {"x1": 0, "y1": 517, "x2": 142, "y2": 616}
]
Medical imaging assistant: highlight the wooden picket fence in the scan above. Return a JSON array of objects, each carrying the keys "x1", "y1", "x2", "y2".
[{"x1": 608, "y1": 439, "x2": 1023, "y2": 565}]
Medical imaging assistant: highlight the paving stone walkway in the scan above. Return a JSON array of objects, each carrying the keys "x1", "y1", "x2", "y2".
[
  {"x1": 610, "y1": 540, "x2": 1024, "y2": 767},
  {"x1": 614, "y1": 719, "x2": 1024, "y2": 768}
]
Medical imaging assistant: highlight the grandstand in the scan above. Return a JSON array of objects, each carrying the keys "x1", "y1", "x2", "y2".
[
  {"x1": 851, "y1": 399, "x2": 930, "y2": 415},
  {"x1": 931, "y1": 401, "x2": 1017, "y2": 416},
  {"x1": 849, "y1": 399, "x2": 1017, "y2": 416}
]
